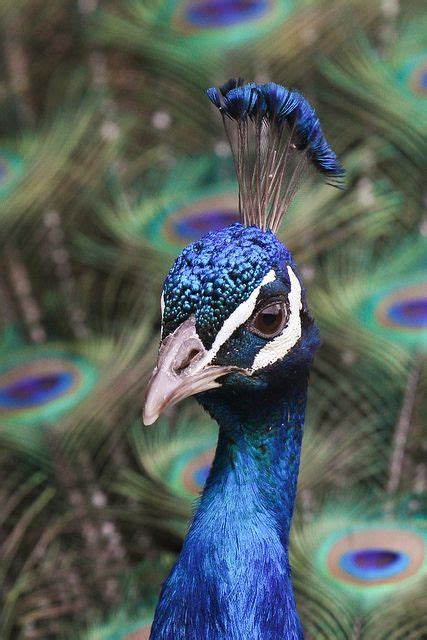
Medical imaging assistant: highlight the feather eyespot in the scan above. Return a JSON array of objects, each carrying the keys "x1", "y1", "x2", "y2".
[{"x1": 250, "y1": 301, "x2": 288, "y2": 338}]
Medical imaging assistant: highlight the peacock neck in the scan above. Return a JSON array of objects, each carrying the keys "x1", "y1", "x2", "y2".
[
  {"x1": 150, "y1": 377, "x2": 309, "y2": 639},
  {"x1": 199, "y1": 377, "x2": 308, "y2": 545}
]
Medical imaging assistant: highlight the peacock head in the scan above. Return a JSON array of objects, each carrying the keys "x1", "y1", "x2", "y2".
[
  {"x1": 143, "y1": 223, "x2": 320, "y2": 425},
  {"x1": 143, "y1": 79, "x2": 343, "y2": 425}
]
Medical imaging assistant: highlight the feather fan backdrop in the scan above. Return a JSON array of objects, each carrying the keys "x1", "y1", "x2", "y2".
[{"x1": 0, "y1": 1, "x2": 426, "y2": 639}]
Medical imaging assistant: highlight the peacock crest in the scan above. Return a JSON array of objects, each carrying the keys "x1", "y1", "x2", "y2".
[{"x1": 207, "y1": 78, "x2": 345, "y2": 232}]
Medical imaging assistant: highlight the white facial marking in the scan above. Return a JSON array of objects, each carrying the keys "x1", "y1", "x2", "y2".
[
  {"x1": 251, "y1": 266, "x2": 302, "y2": 371},
  {"x1": 191, "y1": 269, "x2": 276, "y2": 371},
  {"x1": 159, "y1": 267, "x2": 302, "y2": 380},
  {"x1": 160, "y1": 291, "x2": 165, "y2": 321}
]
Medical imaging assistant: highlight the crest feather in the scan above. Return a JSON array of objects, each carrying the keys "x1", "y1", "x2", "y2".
[{"x1": 207, "y1": 79, "x2": 345, "y2": 233}]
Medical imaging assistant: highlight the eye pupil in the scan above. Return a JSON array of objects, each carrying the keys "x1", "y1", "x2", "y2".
[
  {"x1": 252, "y1": 303, "x2": 287, "y2": 338},
  {"x1": 262, "y1": 311, "x2": 279, "y2": 326}
]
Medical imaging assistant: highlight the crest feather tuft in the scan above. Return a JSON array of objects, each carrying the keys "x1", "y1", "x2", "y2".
[{"x1": 207, "y1": 79, "x2": 345, "y2": 232}]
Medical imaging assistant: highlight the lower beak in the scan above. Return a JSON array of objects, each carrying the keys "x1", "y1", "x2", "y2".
[{"x1": 142, "y1": 317, "x2": 238, "y2": 426}]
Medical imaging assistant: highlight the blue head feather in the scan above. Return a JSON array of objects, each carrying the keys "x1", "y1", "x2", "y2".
[
  {"x1": 207, "y1": 79, "x2": 345, "y2": 232},
  {"x1": 258, "y1": 82, "x2": 299, "y2": 121},
  {"x1": 163, "y1": 223, "x2": 295, "y2": 348},
  {"x1": 206, "y1": 86, "x2": 222, "y2": 108},
  {"x1": 222, "y1": 85, "x2": 259, "y2": 120},
  {"x1": 162, "y1": 222, "x2": 319, "y2": 397},
  {"x1": 290, "y1": 93, "x2": 345, "y2": 183}
]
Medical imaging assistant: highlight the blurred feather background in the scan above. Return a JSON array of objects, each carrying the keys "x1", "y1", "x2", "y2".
[{"x1": 0, "y1": 0, "x2": 426, "y2": 638}]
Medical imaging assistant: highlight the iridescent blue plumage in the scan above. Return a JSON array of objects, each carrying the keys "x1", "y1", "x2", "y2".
[
  {"x1": 162, "y1": 223, "x2": 294, "y2": 347},
  {"x1": 150, "y1": 226, "x2": 319, "y2": 639},
  {"x1": 207, "y1": 80, "x2": 345, "y2": 196},
  {"x1": 144, "y1": 78, "x2": 342, "y2": 640},
  {"x1": 290, "y1": 93, "x2": 344, "y2": 184},
  {"x1": 184, "y1": 0, "x2": 269, "y2": 28},
  {"x1": 259, "y1": 82, "x2": 299, "y2": 120}
]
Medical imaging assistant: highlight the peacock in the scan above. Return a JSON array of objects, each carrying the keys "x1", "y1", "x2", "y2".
[
  {"x1": 1, "y1": 1, "x2": 426, "y2": 637},
  {"x1": 142, "y1": 78, "x2": 344, "y2": 639}
]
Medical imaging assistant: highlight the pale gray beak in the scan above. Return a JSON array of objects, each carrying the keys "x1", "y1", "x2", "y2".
[{"x1": 143, "y1": 316, "x2": 238, "y2": 426}]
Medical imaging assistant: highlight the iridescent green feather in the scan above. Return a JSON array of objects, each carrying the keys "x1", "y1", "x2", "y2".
[
  {"x1": 320, "y1": 14, "x2": 427, "y2": 196},
  {"x1": 291, "y1": 499, "x2": 427, "y2": 639},
  {"x1": 312, "y1": 236, "x2": 427, "y2": 372},
  {"x1": 95, "y1": 0, "x2": 295, "y2": 60},
  {"x1": 0, "y1": 91, "x2": 119, "y2": 239},
  {"x1": 79, "y1": 559, "x2": 175, "y2": 640}
]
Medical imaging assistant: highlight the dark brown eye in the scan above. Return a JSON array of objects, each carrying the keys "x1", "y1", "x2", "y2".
[{"x1": 251, "y1": 302, "x2": 287, "y2": 338}]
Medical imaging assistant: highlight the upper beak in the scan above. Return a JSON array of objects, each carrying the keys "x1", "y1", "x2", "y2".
[{"x1": 142, "y1": 316, "x2": 237, "y2": 426}]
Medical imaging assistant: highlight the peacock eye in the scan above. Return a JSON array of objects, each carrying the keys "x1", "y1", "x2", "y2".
[{"x1": 250, "y1": 302, "x2": 288, "y2": 339}]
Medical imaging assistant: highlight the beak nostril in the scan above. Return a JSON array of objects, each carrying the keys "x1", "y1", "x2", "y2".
[{"x1": 173, "y1": 347, "x2": 203, "y2": 374}]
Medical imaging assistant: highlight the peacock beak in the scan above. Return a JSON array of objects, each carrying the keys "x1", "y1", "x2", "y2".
[{"x1": 142, "y1": 317, "x2": 237, "y2": 426}]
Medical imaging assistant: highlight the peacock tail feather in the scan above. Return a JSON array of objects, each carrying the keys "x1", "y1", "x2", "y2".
[
  {"x1": 320, "y1": 11, "x2": 427, "y2": 197},
  {"x1": 94, "y1": 0, "x2": 295, "y2": 62},
  {"x1": 0, "y1": 93, "x2": 120, "y2": 239},
  {"x1": 0, "y1": 323, "x2": 159, "y2": 638},
  {"x1": 85, "y1": 613, "x2": 153, "y2": 640},
  {"x1": 0, "y1": 148, "x2": 25, "y2": 198},
  {"x1": 80, "y1": 559, "x2": 176, "y2": 640},
  {"x1": 312, "y1": 236, "x2": 427, "y2": 371},
  {"x1": 291, "y1": 498, "x2": 427, "y2": 638},
  {"x1": 0, "y1": 342, "x2": 97, "y2": 429}
]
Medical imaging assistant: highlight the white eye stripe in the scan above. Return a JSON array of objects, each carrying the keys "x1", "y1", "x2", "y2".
[
  {"x1": 160, "y1": 267, "x2": 300, "y2": 375},
  {"x1": 251, "y1": 266, "x2": 302, "y2": 371},
  {"x1": 160, "y1": 291, "x2": 165, "y2": 321},
  {"x1": 196, "y1": 269, "x2": 276, "y2": 369}
]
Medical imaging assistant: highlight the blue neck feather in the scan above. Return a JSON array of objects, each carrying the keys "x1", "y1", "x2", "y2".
[{"x1": 150, "y1": 376, "x2": 308, "y2": 639}]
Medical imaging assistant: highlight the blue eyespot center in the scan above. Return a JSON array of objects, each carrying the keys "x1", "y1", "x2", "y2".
[
  {"x1": 193, "y1": 464, "x2": 211, "y2": 488},
  {"x1": 339, "y1": 548, "x2": 409, "y2": 581},
  {"x1": 387, "y1": 298, "x2": 427, "y2": 328},
  {"x1": 174, "y1": 209, "x2": 239, "y2": 242},
  {"x1": 185, "y1": 0, "x2": 269, "y2": 28},
  {"x1": 0, "y1": 371, "x2": 75, "y2": 409}
]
